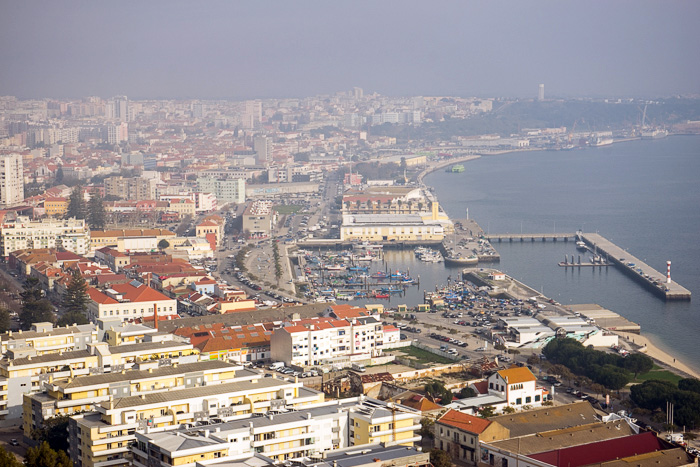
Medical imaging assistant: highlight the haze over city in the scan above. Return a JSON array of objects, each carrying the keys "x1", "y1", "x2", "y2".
[{"x1": 2, "y1": 0, "x2": 700, "y2": 99}]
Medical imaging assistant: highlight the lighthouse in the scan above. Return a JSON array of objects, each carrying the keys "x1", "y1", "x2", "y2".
[{"x1": 666, "y1": 261, "x2": 672, "y2": 284}]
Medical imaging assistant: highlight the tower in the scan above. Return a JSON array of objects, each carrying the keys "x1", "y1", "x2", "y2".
[
  {"x1": 538, "y1": 84, "x2": 545, "y2": 101},
  {"x1": 666, "y1": 261, "x2": 672, "y2": 284},
  {"x1": 0, "y1": 154, "x2": 24, "y2": 206}
]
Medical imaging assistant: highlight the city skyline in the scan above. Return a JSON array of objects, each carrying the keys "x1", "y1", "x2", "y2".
[{"x1": 1, "y1": 1, "x2": 699, "y2": 100}]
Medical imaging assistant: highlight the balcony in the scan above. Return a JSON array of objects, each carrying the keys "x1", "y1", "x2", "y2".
[
  {"x1": 94, "y1": 458, "x2": 129, "y2": 467},
  {"x1": 369, "y1": 424, "x2": 422, "y2": 438},
  {"x1": 252, "y1": 431, "x2": 311, "y2": 447}
]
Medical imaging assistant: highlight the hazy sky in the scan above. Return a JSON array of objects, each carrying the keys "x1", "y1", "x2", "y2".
[{"x1": 1, "y1": 1, "x2": 699, "y2": 100}]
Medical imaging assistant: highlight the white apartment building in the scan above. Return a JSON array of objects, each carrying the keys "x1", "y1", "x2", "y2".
[
  {"x1": 197, "y1": 177, "x2": 246, "y2": 204},
  {"x1": 0, "y1": 216, "x2": 90, "y2": 257},
  {"x1": 0, "y1": 153, "x2": 24, "y2": 206},
  {"x1": 87, "y1": 281, "x2": 178, "y2": 322},
  {"x1": 270, "y1": 316, "x2": 386, "y2": 369}
]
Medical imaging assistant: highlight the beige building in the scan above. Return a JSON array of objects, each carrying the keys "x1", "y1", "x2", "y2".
[
  {"x1": 241, "y1": 200, "x2": 275, "y2": 239},
  {"x1": 0, "y1": 216, "x2": 90, "y2": 257},
  {"x1": 89, "y1": 228, "x2": 176, "y2": 255},
  {"x1": 340, "y1": 202, "x2": 452, "y2": 243},
  {"x1": 104, "y1": 176, "x2": 157, "y2": 201},
  {"x1": 69, "y1": 376, "x2": 323, "y2": 467},
  {"x1": 23, "y1": 360, "x2": 243, "y2": 439}
]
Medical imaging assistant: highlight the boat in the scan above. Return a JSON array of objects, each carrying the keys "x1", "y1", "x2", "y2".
[
  {"x1": 324, "y1": 265, "x2": 346, "y2": 271},
  {"x1": 641, "y1": 129, "x2": 668, "y2": 140},
  {"x1": 443, "y1": 253, "x2": 478, "y2": 266},
  {"x1": 576, "y1": 241, "x2": 587, "y2": 252},
  {"x1": 374, "y1": 293, "x2": 390, "y2": 299},
  {"x1": 371, "y1": 272, "x2": 388, "y2": 279},
  {"x1": 353, "y1": 242, "x2": 383, "y2": 250},
  {"x1": 447, "y1": 164, "x2": 465, "y2": 173}
]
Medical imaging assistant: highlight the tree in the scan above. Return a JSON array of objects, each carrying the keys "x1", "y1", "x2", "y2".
[
  {"x1": 25, "y1": 441, "x2": 71, "y2": 467},
  {"x1": 419, "y1": 416, "x2": 435, "y2": 439},
  {"x1": 31, "y1": 415, "x2": 71, "y2": 452},
  {"x1": 158, "y1": 239, "x2": 171, "y2": 250},
  {"x1": 678, "y1": 378, "x2": 700, "y2": 394},
  {"x1": 459, "y1": 387, "x2": 477, "y2": 399},
  {"x1": 477, "y1": 405, "x2": 496, "y2": 418},
  {"x1": 429, "y1": 449, "x2": 452, "y2": 467},
  {"x1": 19, "y1": 278, "x2": 55, "y2": 330},
  {"x1": 502, "y1": 405, "x2": 516, "y2": 414},
  {"x1": 54, "y1": 166, "x2": 64, "y2": 184},
  {"x1": 0, "y1": 308, "x2": 11, "y2": 333},
  {"x1": 424, "y1": 381, "x2": 454, "y2": 405},
  {"x1": 61, "y1": 269, "x2": 89, "y2": 317},
  {"x1": 0, "y1": 445, "x2": 21, "y2": 467},
  {"x1": 66, "y1": 185, "x2": 86, "y2": 220},
  {"x1": 88, "y1": 191, "x2": 106, "y2": 230},
  {"x1": 624, "y1": 353, "x2": 654, "y2": 379}
]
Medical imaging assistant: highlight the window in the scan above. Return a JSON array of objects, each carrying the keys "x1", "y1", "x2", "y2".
[
  {"x1": 515, "y1": 398, "x2": 522, "y2": 405},
  {"x1": 525, "y1": 396, "x2": 531, "y2": 403},
  {"x1": 535, "y1": 395, "x2": 541, "y2": 402}
]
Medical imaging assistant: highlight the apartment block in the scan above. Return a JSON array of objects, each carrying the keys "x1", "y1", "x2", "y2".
[
  {"x1": 0, "y1": 153, "x2": 24, "y2": 206},
  {"x1": 87, "y1": 281, "x2": 178, "y2": 322},
  {"x1": 196, "y1": 177, "x2": 245, "y2": 204},
  {"x1": 270, "y1": 315, "x2": 386, "y2": 370},
  {"x1": 0, "y1": 215, "x2": 90, "y2": 257},
  {"x1": 69, "y1": 376, "x2": 323, "y2": 467},
  {"x1": 23, "y1": 360, "x2": 244, "y2": 438}
]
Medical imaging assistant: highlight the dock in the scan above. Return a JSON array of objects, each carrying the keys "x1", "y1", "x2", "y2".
[
  {"x1": 580, "y1": 233, "x2": 691, "y2": 301},
  {"x1": 486, "y1": 233, "x2": 576, "y2": 242}
]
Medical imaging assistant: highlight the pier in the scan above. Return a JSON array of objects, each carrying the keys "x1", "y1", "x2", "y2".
[
  {"x1": 485, "y1": 233, "x2": 576, "y2": 242},
  {"x1": 580, "y1": 233, "x2": 691, "y2": 301}
]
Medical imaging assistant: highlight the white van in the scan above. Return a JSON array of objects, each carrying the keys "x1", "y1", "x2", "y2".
[{"x1": 269, "y1": 362, "x2": 285, "y2": 370}]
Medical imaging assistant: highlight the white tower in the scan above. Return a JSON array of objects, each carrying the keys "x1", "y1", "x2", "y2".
[
  {"x1": 666, "y1": 261, "x2": 672, "y2": 284},
  {"x1": 538, "y1": 84, "x2": 545, "y2": 101}
]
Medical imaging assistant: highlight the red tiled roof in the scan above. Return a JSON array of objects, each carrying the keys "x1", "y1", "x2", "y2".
[{"x1": 438, "y1": 409, "x2": 493, "y2": 434}]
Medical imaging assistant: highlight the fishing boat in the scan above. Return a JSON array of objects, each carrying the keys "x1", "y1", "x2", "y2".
[
  {"x1": 374, "y1": 293, "x2": 390, "y2": 299},
  {"x1": 443, "y1": 253, "x2": 478, "y2": 266},
  {"x1": 371, "y1": 271, "x2": 388, "y2": 279},
  {"x1": 324, "y1": 264, "x2": 346, "y2": 271},
  {"x1": 576, "y1": 241, "x2": 587, "y2": 252}
]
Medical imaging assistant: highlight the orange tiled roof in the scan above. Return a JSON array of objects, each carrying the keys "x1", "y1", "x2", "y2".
[{"x1": 438, "y1": 409, "x2": 493, "y2": 434}]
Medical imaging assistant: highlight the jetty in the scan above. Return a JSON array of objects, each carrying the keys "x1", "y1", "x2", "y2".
[
  {"x1": 579, "y1": 233, "x2": 691, "y2": 301},
  {"x1": 485, "y1": 233, "x2": 576, "y2": 242}
]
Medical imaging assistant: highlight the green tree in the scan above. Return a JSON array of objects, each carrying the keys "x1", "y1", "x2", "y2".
[
  {"x1": 66, "y1": 185, "x2": 86, "y2": 220},
  {"x1": 0, "y1": 308, "x2": 11, "y2": 332},
  {"x1": 429, "y1": 449, "x2": 452, "y2": 467},
  {"x1": 624, "y1": 353, "x2": 654, "y2": 379},
  {"x1": 158, "y1": 239, "x2": 171, "y2": 250},
  {"x1": 61, "y1": 269, "x2": 89, "y2": 317},
  {"x1": 54, "y1": 166, "x2": 64, "y2": 184},
  {"x1": 459, "y1": 387, "x2": 477, "y2": 399},
  {"x1": 88, "y1": 192, "x2": 106, "y2": 230},
  {"x1": 24, "y1": 441, "x2": 71, "y2": 467},
  {"x1": 418, "y1": 416, "x2": 435, "y2": 439},
  {"x1": 678, "y1": 378, "x2": 700, "y2": 394},
  {"x1": 31, "y1": 415, "x2": 71, "y2": 452},
  {"x1": 19, "y1": 278, "x2": 55, "y2": 330},
  {"x1": 0, "y1": 445, "x2": 21, "y2": 467},
  {"x1": 424, "y1": 381, "x2": 453, "y2": 405},
  {"x1": 477, "y1": 405, "x2": 496, "y2": 418}
]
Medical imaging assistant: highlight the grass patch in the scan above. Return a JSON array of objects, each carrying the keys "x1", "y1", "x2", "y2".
[
  {"x1": 394, "y1": 346, "x2": 455, "y2": 365},
  {"x1": 274, "y1": 205, "x2": 303, "y2": 214},
  {"x1": 634, "y1": 369, "x2": 683, "y2": 385}
]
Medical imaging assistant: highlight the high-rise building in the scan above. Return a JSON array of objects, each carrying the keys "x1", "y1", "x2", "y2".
[
  {"x1": 107, "y1": 122, "x2": 128, "y2": 144},
  {"x1": 243, "y1": 100, "x2": 262, "y2": 129},
  {"x1": 254, "y1": 135, "x2": 272, "y2": 164},
  {"x1": 353, "y1": 86, "x2": 364, "y2": 99},
  {"x1": 538, "y1": 83, "x2": 545, "y2": 101},
  {"x1": 106, "y1": 95, "x2": 130, "y2": 121},
  {"x1": 0, "y1": 153, "x2": 24, "y2": 206}
]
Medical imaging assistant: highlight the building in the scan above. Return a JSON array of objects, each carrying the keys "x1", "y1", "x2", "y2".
[
  {"x1": 87, "y1": 281, "x2": 178, "y2": 322},
  {"x1": 1, "y1": 322, "x2": 98, "y2": 357},
  {"x1": 44, "y1": 197, "x2": 69, "y2": 217},
  {"x1": 197, "y1": 177, "x2": 246, "y2": 204},
  {"x1": 486, "y1": 366, "x2": 546, "y2": 409},
  {"x1": 435, "y1": 409, "x2": 510, "y2": 465},
  {"x1": 0, "y1": 216, "x2": 90, "y2": 257},
  {"x1": 254, "y1": 135, "x2": 272, "y2": 165},
  {"x1": 270, "y1": 315, "x2": 387, "y2": 370},
  {"x1": 130, "y1": 396, "x2": 421, "y2": 467},
  {"x1": 68, "y1": 376, "x2": 323, "y2": 467},
  {"x1": 538, "y1": 83, "x2": 545, "y2": 101},
  {"x1": 89, "y1": 228, "x2": 176, "y2": 255},
  {"x1": 241, "y1": 200, "x2": 275, "y2": 239},
  {"x1": 105, "y1": 176, "x2": 157, "y2": 201},
  {"x1": 107, "y1": 122, "x2": 129, "y2": 144},
  {"x1": 0, "y1": 153, "x2": 24, "y2": 206}
]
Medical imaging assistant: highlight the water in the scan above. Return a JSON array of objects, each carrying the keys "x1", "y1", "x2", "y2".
[{"x1": 421, "y1": 136, "x2": 700, "y2": 373}]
